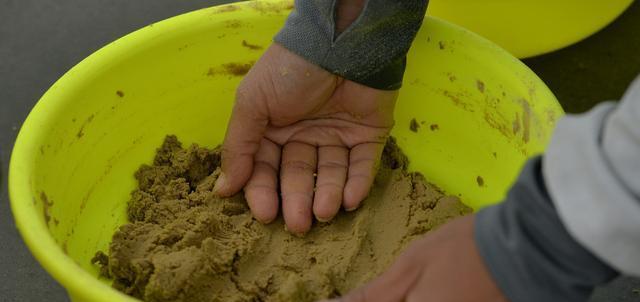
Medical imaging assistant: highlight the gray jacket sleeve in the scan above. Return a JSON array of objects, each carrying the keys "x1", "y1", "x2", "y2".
[
  {"x1": 475, "y1": 76, "x2": 640, "y2": 301},
  {"x1": 544, "y1": 76, "x2": 640, "y2": 276},
  {"x1": 274, "y1": 0, "x2": 428, "y2": 90},
  {"x1": 476, "y1": 158, "x2": 618, "y2": 302}
]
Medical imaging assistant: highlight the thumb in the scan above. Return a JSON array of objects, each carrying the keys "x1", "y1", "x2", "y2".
[
  {"x1": 325, "y1": 249, "x2": 424, "y2": 302},
  {"x1": 214, "y1": 84, "x2": 269, "y2": 197}
]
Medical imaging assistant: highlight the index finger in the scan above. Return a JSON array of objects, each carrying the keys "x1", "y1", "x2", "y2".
[{"x1": 214, "y1": 83, "x2": 269, "y2": 197}]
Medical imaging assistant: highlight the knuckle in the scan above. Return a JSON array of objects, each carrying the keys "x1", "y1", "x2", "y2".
[
  {"x1": 348, "y1": 157, "x2": 377, "y2": 166},
  {"x1": 245, "y1": 183, "x2": 277, "y2": 193},
  {"x1": 282, "y1": 159, "x2": 315, "y2": 173},
  {"x1": 254, "y1": 160, "x2": 278, "y2": 173},
  {"x1": 221, "y1": 142, "x2": 260, "y2": 158},
  {"x1": 315, "y1": 182, "x2": 344, "y2": 191},
  {"x1": 281, "y1": 191, "x2": 313, "y2": 201},
  {"x1": 318, "y1": 160, "x2": 348, "y2": 171},
  {"x1": 347, "y1": 173, "x2": 373, "y2": 182}
]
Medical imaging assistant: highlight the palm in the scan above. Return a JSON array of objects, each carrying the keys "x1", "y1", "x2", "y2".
[
  {"x1": 265, "y1": 81, "x2": 395, "y2": 153},
  {"x1": 215, "y1": 44, "x2": 397, "y2": 234}
]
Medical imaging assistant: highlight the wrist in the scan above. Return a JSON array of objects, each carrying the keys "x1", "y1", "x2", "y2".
[{"x1": 335, "y1": 0, "x2": 366, "y2": 34}]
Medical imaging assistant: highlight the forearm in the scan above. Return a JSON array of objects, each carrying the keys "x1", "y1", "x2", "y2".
[{"x1": 274, "y1": 0, "x2": 429, "y2": 90}]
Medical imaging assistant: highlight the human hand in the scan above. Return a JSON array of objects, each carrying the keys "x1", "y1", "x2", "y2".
[
  {"x1": 327, "y1": 215, "x2": 507, "y2": 302},
  {"x1": 213, "y1": 43, "x2": 397, "y2": 234}
]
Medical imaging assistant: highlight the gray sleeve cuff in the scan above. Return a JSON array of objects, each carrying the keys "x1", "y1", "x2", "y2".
[
  {"x1": 475, "y1": 157, "x2": 618, "y2": 302},
  {"x1": 274, "y1": 0, "x2": 428, "y2": 90}
]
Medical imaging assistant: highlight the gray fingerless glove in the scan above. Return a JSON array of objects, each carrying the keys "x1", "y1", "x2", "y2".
[{"x1": 275, "y1": 0, "x2": 428, "y2": 90}]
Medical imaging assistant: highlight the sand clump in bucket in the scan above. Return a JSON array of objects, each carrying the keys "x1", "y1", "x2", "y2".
[{"x1": 93, "y1": 135, "x2": 471, "y2": 302}]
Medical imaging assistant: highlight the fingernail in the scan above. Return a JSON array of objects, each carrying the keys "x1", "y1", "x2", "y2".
[
  {"x1": 254, "y1": 214, "x2": 276, "y2": 225},
  {"x1": 315, "y1": 215, "x2": 333, "y2": 223},
  {"x1": 213, "y1": 173, "x2": 226, "y2": 194},
  {"x1": 344, "y1": 205, "x2": 359, "y2": 212},
  {"x1": 284, "y1": 224, "x2": 307, "y2": 237}
]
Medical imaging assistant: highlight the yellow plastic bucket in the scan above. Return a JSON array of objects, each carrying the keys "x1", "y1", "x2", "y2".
[
  {"x1": 9, "y1": 1, "x2": 563, "y2": 301},
  {"x1": 428, "y1": 0, "x2": 634, "y2": 58}
]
